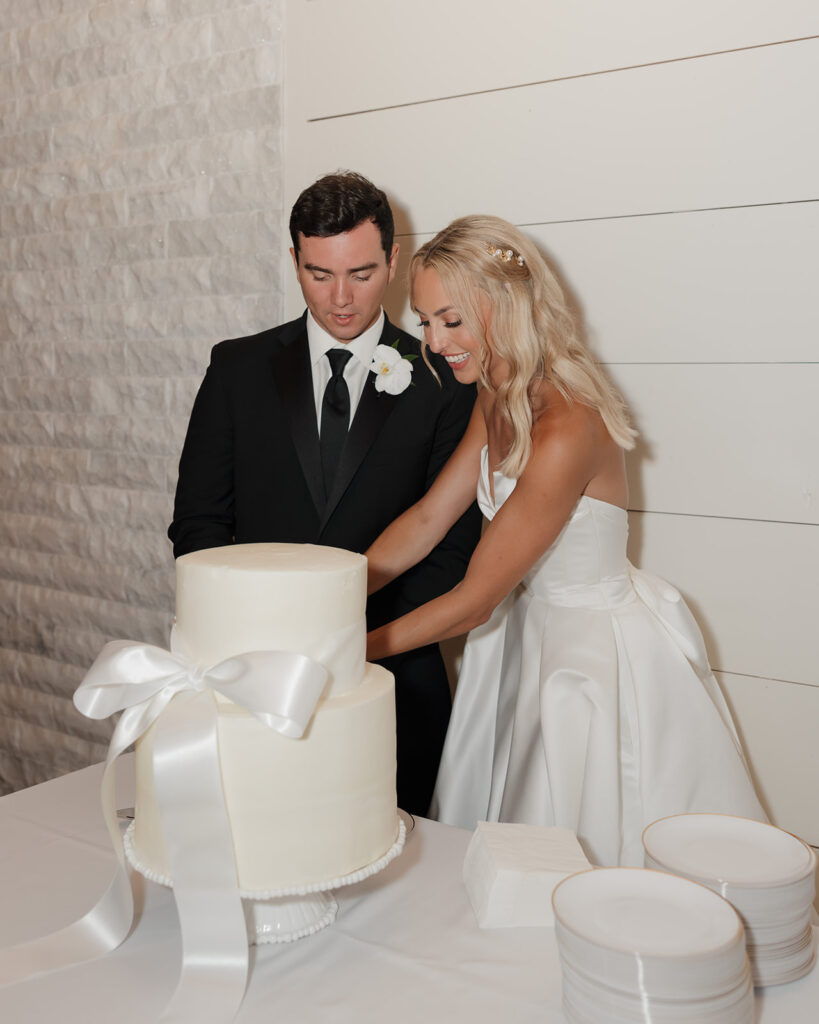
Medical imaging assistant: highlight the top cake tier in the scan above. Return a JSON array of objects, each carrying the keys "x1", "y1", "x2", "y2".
[{"x1": 174, "y1": 543, "x2": 367, "y2": 697}]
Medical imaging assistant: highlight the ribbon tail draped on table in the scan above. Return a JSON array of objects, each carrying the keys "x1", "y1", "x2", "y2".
[
  {"x1": 0, "y1": 639, "x2": 328, "y2": 1024},
  {"x1": 0, "y1": 719, "x2": 136, "y2": 985}
]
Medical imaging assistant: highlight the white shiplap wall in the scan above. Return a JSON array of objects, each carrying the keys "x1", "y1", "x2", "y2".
[
  {"x1": 283, "y1": 1, "x2": 819, "y2": 841},
  {"x1": 0, "y1": 0, "x2": 284, "y2": 793}
]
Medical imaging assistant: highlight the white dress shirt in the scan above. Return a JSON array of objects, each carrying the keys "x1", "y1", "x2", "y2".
[{"x1": 306, "y1": 309, "x2": 385, "y2": 426}]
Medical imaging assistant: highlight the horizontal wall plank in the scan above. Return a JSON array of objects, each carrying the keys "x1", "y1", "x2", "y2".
[
  {"x1": 289, "y1": 0, "x2": 819, "y2": 120},
  {"x1": 613, "y1": 364, "x2": 819, "y2": 525},
  {"x1": 388, "y1": 201, "x2": 819, "y2": 363},
  {"x1": 284, "y1": 39, "x2": 819, "y2": 314},
  {"x1": 628, "y1": 512, "x2": 819, "y2": 687},
  {"x1": 718, "y1": 672, "x2": 819, "y2": 845},
  {"x1": 526, "y1": 206, "x2": 818, "y2": 364}
]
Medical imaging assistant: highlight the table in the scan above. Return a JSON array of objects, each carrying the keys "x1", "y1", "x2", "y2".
[{"x1": 1, "y1": 758, "x2": 816, "y2": 1022}]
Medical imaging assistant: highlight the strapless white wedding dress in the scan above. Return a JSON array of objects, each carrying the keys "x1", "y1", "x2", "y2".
[{"x1": 430, "y1": 447, "x2": 765, "y2": 865}]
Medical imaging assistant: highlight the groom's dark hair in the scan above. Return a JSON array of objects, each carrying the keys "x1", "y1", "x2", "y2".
[{"x1": 289, "y1": 171, "x2": 395, "y2": 261}]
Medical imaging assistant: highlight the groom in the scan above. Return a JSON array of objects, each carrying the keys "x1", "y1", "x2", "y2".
[{"x1": 168, "y1": 171, "x2": 481, "y2": 816}]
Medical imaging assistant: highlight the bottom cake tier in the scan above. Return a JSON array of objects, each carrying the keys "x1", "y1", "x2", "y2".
[{"x1": 132, "y1": 663, "x2": 398, "y2": 890}]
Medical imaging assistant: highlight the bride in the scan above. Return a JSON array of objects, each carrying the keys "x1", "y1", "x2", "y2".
[{"x1": 365, "y1": 214, "x2": 765, "y2": 866}]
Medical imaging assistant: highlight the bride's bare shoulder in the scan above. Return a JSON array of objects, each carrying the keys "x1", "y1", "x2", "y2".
[
  {"x1": 528, "y1": 382, "x2": 626, "y2": 505},
  {"x1": 531, "y1": 381, "x2": 599, "y2": 444}
]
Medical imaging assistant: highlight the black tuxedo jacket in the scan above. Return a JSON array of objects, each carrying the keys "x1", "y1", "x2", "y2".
[{"x1": 168, "y1": 313, "x2": 482, "y2": 814}]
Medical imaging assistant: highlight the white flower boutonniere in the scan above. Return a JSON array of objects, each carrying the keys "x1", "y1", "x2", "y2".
[{"x1": 370, "y1": 341, "x2": 417, "y2": 395}]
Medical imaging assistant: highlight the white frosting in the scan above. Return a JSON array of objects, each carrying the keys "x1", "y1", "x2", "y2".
[
  {"x1": 174, "y1": 543, "x2": 367, "y2": 697},
  {"x1": 132, "y1": 542, "x2": 398, "y2": 890}
]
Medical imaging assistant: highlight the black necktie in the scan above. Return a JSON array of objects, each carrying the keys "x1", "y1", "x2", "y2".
[{"x1": 320, "y1": 348, "x2": 353, "y2": 499}]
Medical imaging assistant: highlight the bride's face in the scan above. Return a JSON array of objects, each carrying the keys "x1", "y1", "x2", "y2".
[{"x1": 412, "y1": 266, "x2": 506, "y2": 386}]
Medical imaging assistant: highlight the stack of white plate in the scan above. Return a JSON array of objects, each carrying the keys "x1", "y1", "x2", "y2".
[
  {"x1": 643, "y1": 814, "x2": 816, "y2": 987},
  {"x1": 552, "y1": 867, "x2": 754, "y2": 1023}
]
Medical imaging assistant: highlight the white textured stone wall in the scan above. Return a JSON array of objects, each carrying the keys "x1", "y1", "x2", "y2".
[{"x1": 0, "y1": 0, "x2": 283, "y2": 792}]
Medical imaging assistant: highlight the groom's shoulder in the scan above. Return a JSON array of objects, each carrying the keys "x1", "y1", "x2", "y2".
[{"x1": 209, "y1": 315, "x2": 306, "y2": 369}]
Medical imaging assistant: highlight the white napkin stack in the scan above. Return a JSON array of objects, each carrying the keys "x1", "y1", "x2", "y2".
[{"x1": 463, "y1": 822, "x2": 591, "y2": 928}]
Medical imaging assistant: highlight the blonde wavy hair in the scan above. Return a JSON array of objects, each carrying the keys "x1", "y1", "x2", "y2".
[{"x1": 410, "y1": 214, "x2": 637, "y2": 477}]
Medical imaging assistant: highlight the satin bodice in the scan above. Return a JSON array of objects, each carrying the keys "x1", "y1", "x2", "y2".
[{"x1": 477, "y1": 446, "x2": 632, "y2": 608}]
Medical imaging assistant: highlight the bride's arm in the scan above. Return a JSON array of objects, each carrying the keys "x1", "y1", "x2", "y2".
[
  {"x1": 366, "y1": 400, "x2": 487, "y2": 595},
  {"x1": 367, "y1": 402, "x2": 601, "y2": 659}
]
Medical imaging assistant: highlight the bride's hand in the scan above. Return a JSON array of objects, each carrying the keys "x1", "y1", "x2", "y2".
[{"x1": 365, "y1": 402, "x2": 486, "y2": 595}]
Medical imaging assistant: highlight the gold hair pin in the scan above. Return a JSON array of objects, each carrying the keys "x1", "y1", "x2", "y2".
[{"x1": 486, "y1": 242, "x2": 525, "y2": 267}]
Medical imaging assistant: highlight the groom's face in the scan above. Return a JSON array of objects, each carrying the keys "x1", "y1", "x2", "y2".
[{"x1": 291, "y1": 219, "x2": 399, "y2": 343}]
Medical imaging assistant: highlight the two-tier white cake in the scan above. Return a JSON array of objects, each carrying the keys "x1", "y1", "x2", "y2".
[{"x1": 131, "y1": 542, "x2": 399, "y2": 891}]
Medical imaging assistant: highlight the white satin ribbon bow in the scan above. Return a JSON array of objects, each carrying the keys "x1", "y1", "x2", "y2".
[{"x1": 0, "y1": 640, "x2": 328, "y2": 1023}]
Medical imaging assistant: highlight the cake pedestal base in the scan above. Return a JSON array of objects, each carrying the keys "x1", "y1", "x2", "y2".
[
  {"x1": 123, "y1": 817, "x2": 406, "y2": 946},
  {"x1": 245, "y1": 891, "x2": 338, "y2": 944}
]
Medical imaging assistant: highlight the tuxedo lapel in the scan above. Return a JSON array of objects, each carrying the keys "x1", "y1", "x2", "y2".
[
  {"x1": 271, "y1": 332, "x2": 325, "y2": 515},
  {"x1": 320, "y1": 320, "x2": 413, "y2": 531}
]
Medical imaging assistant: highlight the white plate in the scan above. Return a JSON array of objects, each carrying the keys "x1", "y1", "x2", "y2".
[
  {"x1": 753, "y1": 946, "x2": 816, "y2": 987},
  {"x1": 553, "y1": 868, "x2": 743, "y2": 957},
  {"x1": 642, "y1": 815, "x2": 815, "y2": 887},
  {"x1": 561, "y1": 957, "x2": 754, "y2": 1024}
]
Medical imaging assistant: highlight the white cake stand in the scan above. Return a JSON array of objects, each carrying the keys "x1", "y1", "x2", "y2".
[{"x1": 123, "y1": 816, "x2": 407, "y2": 944}]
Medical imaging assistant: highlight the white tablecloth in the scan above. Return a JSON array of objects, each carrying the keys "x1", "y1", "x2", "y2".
[{"x1": 0, "y1": 758, "x2": 816, "y2": 1022}]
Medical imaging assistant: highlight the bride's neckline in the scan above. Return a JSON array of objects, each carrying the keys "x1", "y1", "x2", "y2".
[{"x1": 480, "y1": 445, "x2": 627, "y2": 515}]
